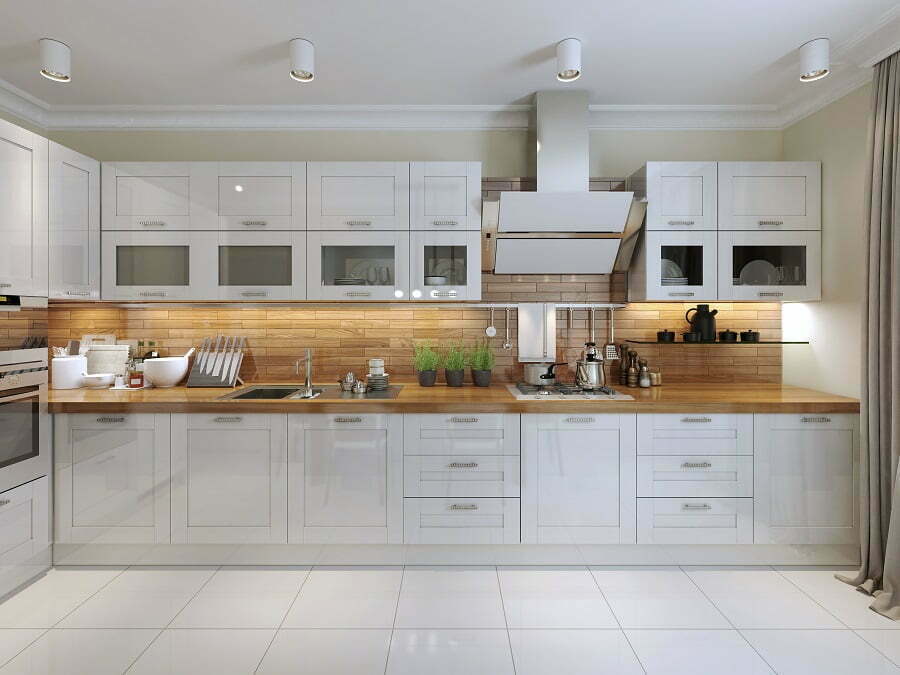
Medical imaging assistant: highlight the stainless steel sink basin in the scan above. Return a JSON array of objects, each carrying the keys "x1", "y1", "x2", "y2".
[{"x1": 217, "y1": 384, "x2": 402, "y2": 400}]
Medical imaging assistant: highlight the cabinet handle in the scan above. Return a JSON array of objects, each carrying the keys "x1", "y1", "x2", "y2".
[
  {"x1": 449, "y1": 417, "x2": 479, "y2": 423},
  {"x1": 65, "y1": 290, "x2": 91, "y2": 296},
  {"x1": 241, "y1": 291, "x2": 268, "y2": 297},
  {"x1": 213, "y1": 416, "x2": 243, "y2": 423},
  {"x1": 334, "y1": 416, "x2": 362, "y2": 423},
  {"x1": 448, "y1": 462, "x2": 478, "y2": 469},
  {"x1": 565, "y1": 416, "x2": 595, "y2": 423},
  {"x1": 241, "y1": 220, "x2": 267, "y2": 227},
  {"x1": 96, "y1": 416, "x2": 125, "y2": 423},
  {"x1": 680, "y1": 416, "x2": 712, "y2": 423},
  {"x1": 432, "y1": 220, "x2": 459, "y2": 227},
  {"x1": 758, "y1": 291, "x2": 784, "y2": 297},
  {"x1": 343, "y1": 291, "x2": 371, "y2": 297},
  {"x1": 0, "y1": 499, "x2": 11, "y2": 507},
  {"x1": 0, "y1": 283, "x2": 12, "y2": 288},
  {"x1": 139, "y1": 220, "x2": 166, "y2": 227},
  {"x1": 449, "y1": 503, "x2": 479, "y2": 511},
  {"x1": 681, "y1": 461, "x2": 713, "y2": 469},
  {"x1": 346, "y1": 220, "x2": 372, "y2": 227},
  {"x1": 681, "y1": 503, "x2": 712, "y2": 510},
  {"x1": 758, "y1": 220, "x2": 784, "y2": 227},
  {"x1": 667, "y1": 220, "x2": 695, "y2": 226},
  {"x1": 432, "y1": 290, "x2": 458, "y2": 297},
  {"x1": 801, "y1": 416, "x2": 831, "y2": 423},
  {"x1": 667, "y1": 292, "x2": 694, "y2": 297},
  {"x1": 139, "y1": 291, "x2": 167, "y2": 297}
]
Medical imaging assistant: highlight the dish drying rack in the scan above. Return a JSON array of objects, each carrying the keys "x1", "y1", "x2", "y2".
[{"x1": 186, "y1": 336, "x2": 245, "y2": 388}]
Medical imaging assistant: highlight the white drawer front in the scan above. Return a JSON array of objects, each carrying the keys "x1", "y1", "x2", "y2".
[
  {"x1": 404, "y1": 414, "x2": 520, "y2": 456},
  {"x1": 303, "y1": 414, "x2": 392, "y2": 430},
  {"x1": 768, "y1": 414, "x2": 856, "y2": 430},
  {"x1": 70, "y1": 413, "x2": 157, "y2": 429},
  {"x1": 185, "y1": 413, "x2": 276, "y2": 429},
  {"x1": 404, "y1": 456, "x2": 520, "y2": 498},
  {"x1": 404, "y1": 498, "x2": 520, "y2": 544},
  {"x1": 637, "y1": 455, "x2": 752, "y2": 497},
  {"x1": 530, "y1": 413, "x2": 625, "y2": 430},
  {"x1": 637, "y1": 414, "x2": 752, "y2": 455},
  {"x1": 637, "y1": 498, "x2": 752, "y2": 544}
]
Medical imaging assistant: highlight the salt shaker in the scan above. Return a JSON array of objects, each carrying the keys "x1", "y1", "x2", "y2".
[{"x1": 639, "y1": 360, "x2": 651, "y2": 388}]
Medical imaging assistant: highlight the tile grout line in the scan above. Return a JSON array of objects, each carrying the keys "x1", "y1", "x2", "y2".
[
  {"x1": 0, "y1": 628, "x2": 49, "y2": 669},
  {"x1": 49, "y1": 565, "x2": 131, "y2": 629},
  {"x1": 587, "y1": 565, "x2": 647, "y2": 675},
  {"x1": 253, "y1": 565, "x2": 315, "y2": 674},
  {"x1": 384, "y1": 565, "x2": 406, "y2": 675},
  {"x1": 770, "y1": 566, "x2": 853, "y2": 628},
  {"x1": 852, "y1": 628, "x2": 900, "y2": 667},
  {"x1": 495, "y1": 566, "x2": 517, "y2": 675}
]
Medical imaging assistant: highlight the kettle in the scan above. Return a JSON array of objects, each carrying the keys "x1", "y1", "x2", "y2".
[
  {"x1": 685, "y1": 304, "x2": 718, "y2": 343},
  {"x1": 575, "y1": 341, "x2": 606, "y2": 390}
]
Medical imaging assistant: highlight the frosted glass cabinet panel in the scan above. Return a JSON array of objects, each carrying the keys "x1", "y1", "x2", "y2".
[
  {"x1": 307, "y1": 231, "x2": 410, "y2": 300},
  {"x1": 410, "y1": 161, "x2": 481, "y2": 230},
  {"x1": 718, "y1": 231, "x2": 821, "y2": 301},
  {"x1": 215, "y1": 231, "x2": 306, "y2": 300},
  {"x1": 49, "y1": 142, "x2": 100, "y2": 299},
  {"x1": 410, "y1": 230, "x2": 481, "y2": 300}
]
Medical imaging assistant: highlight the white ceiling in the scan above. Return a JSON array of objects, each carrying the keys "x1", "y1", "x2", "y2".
[{"x1": 0, "y1": 0, "x2": 897, "y2": 129}]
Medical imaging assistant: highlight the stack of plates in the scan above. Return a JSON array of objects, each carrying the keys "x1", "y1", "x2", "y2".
[
  {"x1": 334, "y1": 277, "x2": 366, "y2": 286},
  {"x1": 366, "y1": 373, "x2": 390, "y2": 391},
  {"x1": 661, "y1": 277, "x2": 689, "y2": 286}
]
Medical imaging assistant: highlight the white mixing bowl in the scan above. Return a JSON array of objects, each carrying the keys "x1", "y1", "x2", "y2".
[{"x1": 143, "y1": 356, "x2": 190, "y2": 388}]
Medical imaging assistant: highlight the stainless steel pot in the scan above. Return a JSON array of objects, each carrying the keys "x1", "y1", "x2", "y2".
[
  {"x1": 575, "y1": 359, "x2": 606, "y2": 390},
  {"x1": 523, "y1": 362, "x2": 565, "y2": 386}
]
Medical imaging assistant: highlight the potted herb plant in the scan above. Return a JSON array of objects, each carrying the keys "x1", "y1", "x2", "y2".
[
  {"x1": 413, "y1": 341, "x2": 440, "y2": 387},
  {"x1": 469, "y1": 339, "x2": 495, "y2": 387},
  {"x1": 442, "y1": 341, "x2": 467, "y2": 387}
]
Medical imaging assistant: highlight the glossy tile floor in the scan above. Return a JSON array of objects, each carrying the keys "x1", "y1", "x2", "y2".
[{"x1": 0, "y1": 565, "x2": 896, "y2": 674}]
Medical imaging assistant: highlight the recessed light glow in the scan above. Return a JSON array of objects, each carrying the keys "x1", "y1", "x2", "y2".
[
  {"x1": 39, "y1": 38, "x2": 71, "y2": 83},
  {"x1": 394, "y1": 289, "x2": 405, "y2": 298},
  {"x1": 411, "y1": 289, "x2": 422, "y2": 299},
  {"x1": 290, "y1": 38, "x2": 315, "y2": 83}
]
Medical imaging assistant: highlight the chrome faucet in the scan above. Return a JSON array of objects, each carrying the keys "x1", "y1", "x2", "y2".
[{"x1": 295, "y1": 348, "x2": 314, "y2": 398}]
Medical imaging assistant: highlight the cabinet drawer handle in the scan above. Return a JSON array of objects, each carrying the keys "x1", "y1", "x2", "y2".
[
  {"x1": 667, "y1": 220, "x2": 695, "y2": 226},
  {"x1": 213, "y1": 416, "x2": 242, "y2": 423},
  {"x1": 65, "y1": 290, "x2": 91, "y2": 296},
  {"x1": 0, "y1": 283, "x2": 11, "y2": 288},
  {"x1": 758, "y1": 220, "x2": 784, "y2": 227},
  {"x1": 139, "y1": 291, "x2": 167, "y2": 297},
  {"x1": 241, "y1": 220, "x2": 267, "y2": 227},
  {"x1": 449, "y1": 417, "x2": 479, "y2": 423},
  {"x1": 432, "y1": 220, "x2": 459, "y2": 227},
  {"x1": 343, "y1": 291, "x2": 371, "y2": 297},
  {"x1": 432, "y1": 290, "x2": 458, "y2": 297},
  {"x1": 801, "y1": 416, "x2": 831, "y2": 423},
  {"x1": 346, "y1": 220, "x2": 372, "y2": 227},
  {"x1": 681, "y1": 503, "x2": 712, "y2": 510},
  {"x1": 240, "y1": 291, "x2": 268, "y2": 297},
  {"x1": 449, "y1": 503, "x2": 479, "y2": 511},
  {"x1": 758, "y1": 291, "x2": 784, "y2": 297},
  {"x1": 681, "y1": 461, "x2": 713, "y2": 469},
  {"x1": 667, "y1": 292, "x2": 694, "y2": 297},
  {"x1": 139, "y1": 220, "x2": 166, "y2": 227},
  {"x1": 334, "y1": 416, "x2": 362, "y2": 423},
  {"x1": 448, "y1": 462, "x2": 478, "y2": 469},
  {"x1": 680, "y1": 416, "x2": 711, "y2": 423},
  {"x1": 565, "y1": 417, "x2": 595, "y2": 423},
  {"x1": 0, "y1": 499, "x2": 9, "y2": 507},
  {"x1": 96, "y1": 416, "x2": 125, "y2": 423}
]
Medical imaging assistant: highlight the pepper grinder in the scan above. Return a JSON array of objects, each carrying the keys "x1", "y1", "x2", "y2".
[
  {"x1": 626, "y1": 350, "x2": 639, "y2": 388},
  {"x1": 618, "y1": 345, "x2": 630, "y2": 385}
]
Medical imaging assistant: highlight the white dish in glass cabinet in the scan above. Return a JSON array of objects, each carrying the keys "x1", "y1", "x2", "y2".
[
  {"x1": 307, "y1": 230, "x2": 410, "y2": 300},
  {"x1": 718, "y1": 230, "x2": 821, "y2": 301},
  {"x1": 410, "y1": 230, "x2": 481, "y2": 300}
]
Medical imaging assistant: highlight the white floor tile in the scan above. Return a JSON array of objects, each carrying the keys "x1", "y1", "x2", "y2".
[
  {"x1": 200, "y1": 567, "x2": 309, "y2": 594},
  {"x1": 401, "y1": 567, "x2": 499, "y2": 594},
  {"x1": 0, "y1": 629, "x2": 157, "y2": 675},
  {"x1": 303, "y1": 567, "x2": 403, "y2": 593},
  {"x1": 509, "y1": 629, "x2": 643, "y2": 675},
  {"x1": 395, "y1": 593, "x2": 506, "y2": 628},
  {"x1": 0, "y1": 569, "x2": 124, "y2": 628},
  {"x1": 170, "y1": 592, "x2": 295, "y2": 629},
  {"x1": 100, "y1": 566, "x2": 216, "y2": 595},
  {"x1": 257, "y1": 629, "x2": 391, "y2": 675},
  {"x1": 777, "y1": 568, "x2": 900, "y2": 629},
  {"x1": 386, "y1": 629, "x2": 514, "y2": 675},
  {"x1": 626, "y1": 629, "x2": 775, "y2": 674},
  {"x1": 590, "y1": 566, "x2": 699, "y2": 594},
  {"x1": 57, "y1": 590, "x2": 196, "y2": 629},
  {"x1": 0, "y1": 631, "x2": 45, "y2": 669},
  {"x1": 502, "y1": 592, "x2": 619, "y2": 629},
  {"x1": 498, "y1": 567, "x2": 597, "y2": 594},
  {"x1": 857, "y1": 630, "x2": 900, "y2": 666},
  {"x1": 282, "y1": 586, "x2": 399, "y2": 628},
  {"x1": 742, "y1": 629, "x2": 900, "y2": 675},
  {"x1": 126, "y1": 629, "x2": 275, "y2": 675}
]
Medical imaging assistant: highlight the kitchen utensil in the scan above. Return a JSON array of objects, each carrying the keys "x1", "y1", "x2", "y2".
[
  {"x1": 144, "y1": 353, "x2": 191, "y2": 388},
  {"x1": 618, "y1": 344, "x2": 630, "y2": 385},
  {"x1": 522, "y1": 362, "x2": 566, "y2": 386},
  {"x1": 339, "y1": 372, "x2": 357, "y2": 391},
  {"x1": 485, "y1": 309, "x2": 497, "y2": 338},
  {"x1": 657, "y1": 330, "x2": 675, "y2": 343},
  {"x1": 352, "y1": 380, "x2": 367, "y2": 394},
  {"x1": 575, "y1": 360, "x2": 605, "y2": 390},
  {"x1": 66, "y1": 339, "x2": 80, "y2": 355},
  {"x1": 187, "y1": 336, "x2": 244, "y2": 387},
  {"x1": 502, "y1": 308, "x2": 512, "y2": 350},
  {"x1": 682, "y1": 331, "x2": 702, "y2": 343},
  {"x1": 424, "y1": 275, "x2": 448, "y2": 285},
  {"x1": 604, "y1": 309, "x2": 619, "y2": 361},
  {"x1": 81, "y1": 373, "x2": 115, "y2": 389},
  {"x1": 738, "y1": 259, "x2": 777, "y2": 286},
  {"x1": 740, "y1": 329, "x2": 760, "y2": 343},
  {"x1": 719, "y1": 329, "x2": 738, "y2": 343},
  {"x1": 685, "y1": 304, "x2": 718, "y2": 342},
  {"x1": 51, "y1": 355, "x2": 87, "y2": 389}
]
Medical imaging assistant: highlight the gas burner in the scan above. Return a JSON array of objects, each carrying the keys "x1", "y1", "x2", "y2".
[{"x1": 509, "y1": 382, "x2": 632, "y2": 400}]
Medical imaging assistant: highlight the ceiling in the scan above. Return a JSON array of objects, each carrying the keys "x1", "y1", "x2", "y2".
[{"x1": 0, "y1": 0, "x2": 898, "y2": 129}]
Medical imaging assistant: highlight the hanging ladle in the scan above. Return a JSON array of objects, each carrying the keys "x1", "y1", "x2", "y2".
[
  {"x1": 485, "y1": 308, "x2": 497, "y2": 338},
  {"x1": 503, "y1": 308, "x2": 512, "y2": 350}
]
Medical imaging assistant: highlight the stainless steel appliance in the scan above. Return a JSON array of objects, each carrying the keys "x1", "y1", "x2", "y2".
[
  {"x1": 575, "y1": 340, "x2": 607, "y2": 390},
  {"x1": 522, "y1": 362, "x2": 566, "y2": 386},
  {"x1": 507, "y1": 383, "x2": 633, "y2": 401}
]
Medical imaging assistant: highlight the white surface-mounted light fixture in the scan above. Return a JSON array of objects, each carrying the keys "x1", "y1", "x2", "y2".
[
  {"x1": 799, "y1": 38, "x2": 830, "y2": 82},
  {"x1": 556, "y1": 38, "x2": 581, "y2": 82},
  {"x1": 290, "y1": 38, "x2": 315, "y2": 82},
  {"x1": 39, "y1": 38, "x2": 71, "y2": 83}
]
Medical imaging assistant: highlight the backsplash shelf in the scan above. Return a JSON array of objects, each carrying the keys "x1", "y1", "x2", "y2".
[{"x1": 625, "y1": 340, "x2": 808, "y2": 345}]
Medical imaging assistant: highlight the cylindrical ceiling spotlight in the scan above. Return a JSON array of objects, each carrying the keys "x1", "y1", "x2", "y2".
[
  {"x1": 799, "y1": 38, "x2": 830, "y2": 82},
  {"x1": 556, "y1": 38, "x2": 581, "y2": 82},
  {"x1": 289, "y1": 38, "x2": 315, "y2": 82},
  {"x1": 39, "y1": 38, "x2": 71, "y2": 83}
]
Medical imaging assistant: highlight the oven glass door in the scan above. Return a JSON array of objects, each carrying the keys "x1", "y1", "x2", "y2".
[{"x1": 0, "y1": 387, "x2": 39, "y2": 470}]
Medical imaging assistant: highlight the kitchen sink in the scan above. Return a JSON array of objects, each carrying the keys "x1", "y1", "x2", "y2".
[{"x1": 217, "y1": 384, "x2": 402, "y2": 400}]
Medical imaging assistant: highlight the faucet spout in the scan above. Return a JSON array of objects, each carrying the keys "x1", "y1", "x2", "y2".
[{"x1": 296, "y1": 348, "x2": 313, "y2": 397}]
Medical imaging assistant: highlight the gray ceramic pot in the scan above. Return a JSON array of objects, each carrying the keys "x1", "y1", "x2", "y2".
[
  {"x1": 417, "y1": 370, "x2": 437, "y2": 387},
  {"x1": 445, "y1": 369, "x2": 465, "y2": 387},
  {"x1": 471, "y1": 369, "x2": 492, "y2": 387}
]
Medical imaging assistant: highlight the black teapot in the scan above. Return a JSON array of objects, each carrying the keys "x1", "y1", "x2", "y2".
[{"x1": 685, "y1": 304, "x2": 718, "y2": 343}]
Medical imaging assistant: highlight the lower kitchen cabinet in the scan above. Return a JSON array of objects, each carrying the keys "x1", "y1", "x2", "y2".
[
  {"x1": 754, "y1": 414, "x2": 859, "y2": 545},
  {"x1": 637, "y1": 498, "x2": 753, "y2": 544},
  {"x1": 171, "y1": 413, "x2": 287, "y2": 544},
  {"x1": 54, "y1": 414, "x2": 170, "y2": 544},
  {"x1": 0, "y1": 477, "x2": 50, "y2": 594},
  {"x1": 404, "y1": 497, "x2": 520, "y2": 544},
  {"x1": 522, "y1": 414, "x2": 637, "y2": 544},
  {"x1": 289, "y1": 414, "x2": 403, "y2": 544}
]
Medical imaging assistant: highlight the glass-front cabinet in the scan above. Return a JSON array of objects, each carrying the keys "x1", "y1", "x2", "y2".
[
  {"x1": 718, "y1": 231, "x2": 821, "y2": 301},
  {"x1": 410, "y1": 231, "x2": 481, "y2": 300},
  {"x1": 215, "y1": 231, "x2": 305, "y2": 300},
  {"x1": 307, "y1": 231, "x2": 409, "y2": 300},
  {"x1": 632, "y1": 231, "x2": 718, "y2": 301}
]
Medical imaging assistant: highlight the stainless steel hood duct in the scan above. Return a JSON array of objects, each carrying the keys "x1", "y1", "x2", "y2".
[{"x1": 490, "y1": 91, "x2": 645, "y2": 274}]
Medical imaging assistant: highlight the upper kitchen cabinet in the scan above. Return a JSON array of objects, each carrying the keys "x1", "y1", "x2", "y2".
[
  {"x1": 214, "y1": 230, "x2": 306, "y2": 300},
  {"x1": 49, "y1": 142, "x2": 100, "y2": 300},
  {"x1": 0, "y1": 119, "x2": 47, "y2": 296},
  {"x1": 101, "y1": 162, "x2": 217, "y2": 230},
  {"x1": 307, "y1": 162, "x2": 409, "y2": 230},
  {"x1": 638, "y1": 161, "x2": 718, "y2": 231},
  {"x1": 718, "y1": 230, "x2": 821, "y2": 301},
  {"x1": 307, "y1": 230, "x2": 409, "y2": 301},
  {"x1": 717, "y1": 161, "x2": 821, "y2": 230},
  {"x1": 410, "y1": 161, "x2": 481, "y2": 230},
  {"x1": 410, "y1": 230, "x2": 481, "y2": 300},
  {"x1": 216, "y1": 162, "x2": 305, "y2": 230},
  {"x1": 629, "y1": 230, "x2": 718, "y2": 302}
]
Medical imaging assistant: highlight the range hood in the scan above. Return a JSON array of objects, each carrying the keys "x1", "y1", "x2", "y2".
[{"x1": 490, "y1": 90, "x2": 645, "y2": 274}]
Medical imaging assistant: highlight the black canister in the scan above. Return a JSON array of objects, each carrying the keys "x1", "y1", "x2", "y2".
[
  {"x1": 719, "y1": 329, "x2": 737, "y2": 343},
  {"x1": 657, "y1": 330, "x2": 675, "y2": 343}
]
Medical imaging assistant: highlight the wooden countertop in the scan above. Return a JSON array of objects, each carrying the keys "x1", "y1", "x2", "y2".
[{"x1": 48, "y1": 382, "x2": 860, "y2": 414}]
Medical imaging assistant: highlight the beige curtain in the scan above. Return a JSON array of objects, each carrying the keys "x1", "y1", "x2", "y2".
[{"x1": 839, "y1": 51, "x2": 900, "y2": 621}]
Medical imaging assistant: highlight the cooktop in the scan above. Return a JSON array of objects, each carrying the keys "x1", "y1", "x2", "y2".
[{"x1": 507, "y1": 383, "x2": 635, "y2": 401}]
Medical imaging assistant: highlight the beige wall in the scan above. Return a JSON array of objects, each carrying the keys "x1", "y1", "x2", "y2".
[{"x1": 781, "y1": 84, "x2": 871, "y2": 397}]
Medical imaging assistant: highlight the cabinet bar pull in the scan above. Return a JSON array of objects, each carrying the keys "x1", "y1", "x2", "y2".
[
  {"x1": 758, "y1": 291, "x2": 784, "y2": 297},
  {"x1": 681, "y1": 461, "x2": 713, "y2": 469},
  {"x1": 0, "y1": 283, "x2": 11, "y2": 288},
  {"x1": 213, "y1": 416, "x2": 243, "y2": 423},
  {"x1": 139, "y1": 291, "x2": 167, "y2": 297},
  {"x1": 346, "y1": 220, "x2": 372, "y2": 227},
  {"x1": 801, "y1": 416, "x2": 831, "y2": 423},
  {"x1": 432, "y1": 290, "x2": 458, "y2": 297},
  {"x1": 241, "y1": 291, "x2": 268, "y2": 297},
  {"x1": 96, "y1": 416, "x2": 125, "y2": 423},
  {"x1": 449, "y1": 503, "x2": 479, "y2": 511},
  {"x1": 668, "y1": 292, "x2": 695, "y2": 297},
  {"x1": 448, "y1": 462, "x2": 478, "y2": 469},
  {"x1": 449, "y1": 417, "x2": 478, "y2": 423},
  {"x1": 139, "y1": 220, "x2": 166, "y2": 227},
  {"x1": 0, "y1": 499, "x2": 10, "y2": 507},
  {"x1": 758, "y1": 220, "x2": 784, "y2": 227},
  {"x1": 566, "y1": 416, "x2": 595, "y2": 423},
  {"x1": 681, "y1": 503, "x2": 712, "y2": 510},
  {"x1": 65, "y1": 290, "x2": 91, "y2": 296},
  {"x1": 343, "y1": 291, "x2": 371, "y2": 297},
  {"x1": 432, "y1": 220, "x2": 459, "y2": 226},
  {"x1": 241, "y1": 220, "x2": 267, "y2": 227},
  {"x1": 680, "y1": 416, "x2": 712, "y2": 423},
  {"x1": 667, "y1": 220, "x2": 695, "y2": 226},
  {"x1": 334, "y1": 416, "x2": 362, "y2": 423}
]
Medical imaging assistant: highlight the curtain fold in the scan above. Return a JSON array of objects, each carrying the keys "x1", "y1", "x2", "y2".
[{"x1": 838, "y1": 50, "x2": 900, "y2": 621}]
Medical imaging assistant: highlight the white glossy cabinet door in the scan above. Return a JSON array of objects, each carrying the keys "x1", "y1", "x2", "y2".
[
  {"x1": 718, "y1": 162, "x2": 821, "y2": 230},
  {"x1": 49, "y1": 142, "x2": 100, "y2": 299},
  {"x1": 216, "y1": 162, "x2": 306, "y2": 230},
  {"x1": 754, "y1": 414, "x2": 858, "y2": 545},
  {"x1": 171, "y1": 413, "x2": 287, "y2": 544},
  {"x1": 0, "y1": 477, "x2": 50, "y2": 597},
  {"x1": 54, "y1": 414, "x2": 170, "y2": 544},
  {"x1": 214, "y1": 230, "x2": 306, "y2": 300},
  {"x1": 522, "y1": 414, "x2": 636, "y2": 544},
  {"x1": 635, "y1": 230, "x2": 718, "y2": 301},
  {"x1": 0, "y1": 119, "x2": 47, "y2": 296},
  {"x1": 307, "y1": 162, "x2": 409, "y2": 230},
  {"x1": 307, "y1": 230, "x2": 409, "y2": 300},
  {"x1": 101, "y1": 162, "x2": 217, "y2": 230},
  {"x1": 718, "y1": 230, "x2": 821, "y2": 301},
  {"x1": 289, "y1": 414, "x2": 403, "y2": 544},
  {"x1": 410, "y1": 162, "x2": 481, "y2": 230},
  {"x1": 645, "y1": 162, "x2": 717, "y2": 230},
  {"x1": 410, "y1": 230, "x2": 481, "y2": 300}
]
